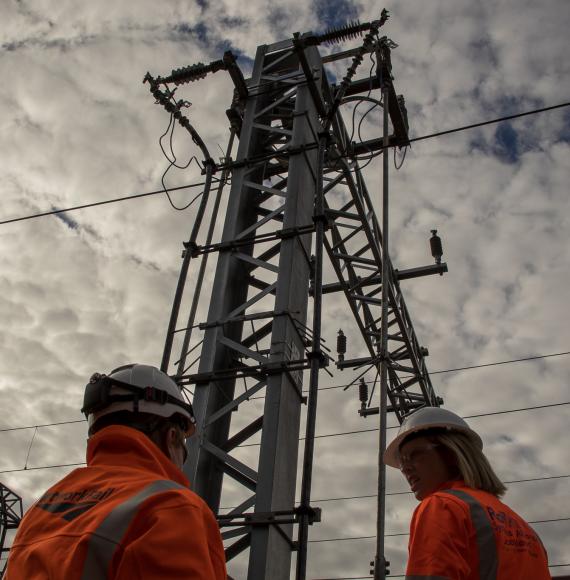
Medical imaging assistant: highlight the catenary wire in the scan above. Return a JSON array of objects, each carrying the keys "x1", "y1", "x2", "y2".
[
  {"x1": 1, "y1": 403, "x2": 569, "y2": 474},
  {"x1": 214, "y1": 474, "x2": 570, "y2": 511},
  {"x1": 1, "y1": 102, "x2": 568, "y2": 227},
  {"x1": 0, "y1": 181, "x2": 216, "y2": 226},
  {"x1": 318, "y1": 350, "x2": 570, "y2": 393},
  {"x1": 1, "y1": 349, "x2": 569, "y2": 433},
  {"x1": 308, "y1": 517, "x2": 570, "y2": 544},
  {"x1": 317, "y1": 565, "x2": 570, "y2": 580}
]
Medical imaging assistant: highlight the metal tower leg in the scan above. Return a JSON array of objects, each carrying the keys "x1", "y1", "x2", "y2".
[{"x1": 180, "y1": 42, "x2": 324, "y2": 579}]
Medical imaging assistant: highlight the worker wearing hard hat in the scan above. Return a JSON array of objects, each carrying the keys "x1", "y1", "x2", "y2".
[
  {"x1": 385, "y1": 407, "x2": 551, "y2": 580},
  {"x1": 5, "y1": 364, "x2": 227, "y2": 579}
]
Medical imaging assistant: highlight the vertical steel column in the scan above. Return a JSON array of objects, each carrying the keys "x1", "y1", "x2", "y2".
[
  {"x1": 185, "y1": 43, "x2": 270, "y2": 511},
  {"x1": 178, "y1": 41, "x2": 323, "y2": 579},
  {"x1": 374, "y1": 79, "x2": 390, "y2": 580},
  {"x1": 248, "y1": 48, "x2": 321, "y2": 580},
  {"x1": 295, "y1": 133, "x2": 326, "y2": 580}
]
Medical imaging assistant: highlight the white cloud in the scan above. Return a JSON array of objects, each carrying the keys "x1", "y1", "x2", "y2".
[{"x1": 1, "y1": 0, "x2": 569, "y2": 578}]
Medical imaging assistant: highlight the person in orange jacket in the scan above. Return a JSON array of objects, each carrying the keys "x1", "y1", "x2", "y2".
[
  {"x1": 5, "y1": 364, "x2": 227, "y2": 579},
  {"x1": 384, "y1": 407, "x2": 551, "y2": 580}
]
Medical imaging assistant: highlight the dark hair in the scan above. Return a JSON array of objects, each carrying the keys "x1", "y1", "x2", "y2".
[{"x1": 89, "y1": 411, "x2": 185, "y2": 456}]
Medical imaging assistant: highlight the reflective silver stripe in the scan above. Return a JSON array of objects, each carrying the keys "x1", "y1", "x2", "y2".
[
  {"x1": 80, "y1": 479, "x2": 186, "y2": 579},
  {"x1": 441, "y1": 489, "x2": 498, "y2": 580}
]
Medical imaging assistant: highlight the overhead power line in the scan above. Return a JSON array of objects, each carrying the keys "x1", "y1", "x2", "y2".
[
  {"x1": 376, "y1": 565, "x2": 570, "y2": 579},
  {"x1": 0, "y1": 103, "x2": 568, "y2": 228},
  {"x1": 1, "y1": 401, "x2": 568, "y2": 475},
  {"x1": 0, "y1": 181, "x2": 211, "y2": 227},
  {"x1": 1, "y1": 398, "x2": 568, "y2": 453},
  {"x1": 318, "y1": 350, "x2": 570, "y2": 393},
  {"x1": 408, "y1": 102, "x2": 570, "y2": 144},
  {"x1": 308, "y1": 517, "x2": 570, "y2": 544},
  {"x1": 2, "y1": 350, "x2": 567, "y2": 435},
  {"x1": 307, "y1": 474, "x2": 570, "y2": 505}
]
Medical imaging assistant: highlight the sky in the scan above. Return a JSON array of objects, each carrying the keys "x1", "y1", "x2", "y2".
[{"x1": 1, "y1": 0, "x2": 569, "y2": 578}]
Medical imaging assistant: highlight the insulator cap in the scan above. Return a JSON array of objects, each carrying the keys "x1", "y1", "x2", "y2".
[
  {"x1": 358, "y1": 378, "x2": 369, "y2": 404},
  {"x1": 336, "y1": 329, "x2": 347, "y2": 360},
  {"x1": 168, "y1": 63, "x2": 208, "y2": 85},
  {"x1": 320, "y1": 20, "x2": 364, "y2": 45},
  {"x1": 430, "y1": 229, "x2": 443, "y2": 265}
]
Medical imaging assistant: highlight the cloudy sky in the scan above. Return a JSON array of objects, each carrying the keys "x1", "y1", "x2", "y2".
[{"x1": 1, "y1": 0, "x2": 569, "y2": 578}]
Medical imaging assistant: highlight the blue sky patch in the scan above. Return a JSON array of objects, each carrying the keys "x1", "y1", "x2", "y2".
[
  {"x1": 494, "y1": 122, "x2": 519, "y2": 164},
  {"x1": 314, "y1": 0, "x2": 359, "y2": 32},
  {"x1": 53, "y1": 210, "x2": 79, "y2": 230}
]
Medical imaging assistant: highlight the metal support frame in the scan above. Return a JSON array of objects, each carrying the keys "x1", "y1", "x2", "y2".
[
  {"x1": 174, "y1": 42, "x2": 325, "y2": 580},
  {"x1": 0, "y1": 483, "x2": 23, "y2": 579},
  {"x1": 156, "y1": 19, "x2": 444, "y2": 580}
]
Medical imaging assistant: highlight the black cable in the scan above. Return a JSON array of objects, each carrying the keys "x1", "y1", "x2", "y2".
[
  {"x1": 2, "y1": 351, "x2": 569, "y2": 434},
  {"x1": 158, "y1": 111, "x2": 207, "y2": 211},
  {"x1": 238, "y1": 400, "x2": 570, "y2": 447},
  {"x1": 216, "y1": 474, "x2": 570, "y2": 511},
  {"x1": 3, "y1": 404, "x2": 568, "y2": 474},
  {"x1": 309, "y1": 517, "x2": 570, "y2": 544},
  {"x1": 308, "y1": 474, "x2": 570, "y2": 504},
  {"x1": 322, "y1": 350, "x2": 570, "y2": 393},
  {"x1": 0, "y1": 462, "x2": 85, "y2": 474},
  {"x1": 394, "y1": 145, "x2": 407, "y2": 170},
  {"x1": 1, "y1": 103, "x2": 567, "y2": 227},
  {"x1": 0, "y1": 181, "x2": 213, "y2": 226},
  {"x1": 408, "y1": 102, "x2": 570, "y2": 144}
]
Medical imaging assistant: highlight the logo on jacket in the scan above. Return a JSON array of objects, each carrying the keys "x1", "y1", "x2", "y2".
[{"x1": 35, "y1": 487, "x2": 116, "y2": 522}]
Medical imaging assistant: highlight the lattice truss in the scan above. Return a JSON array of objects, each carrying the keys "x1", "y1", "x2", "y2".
[
  {"x1": 0, "y1": 483, "x2": 23, "y2": 578},
  {"x1": 151, "y1": 21, "x2": 443, "y2": 579},
  {"x1": 322, "y1": 159, "x2": 440, "y2": 418}
]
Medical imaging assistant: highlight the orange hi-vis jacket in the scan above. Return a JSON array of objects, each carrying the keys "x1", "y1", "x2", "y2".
[
  {"x1": 5, "y1": 425, "x2": 227, "y2": 580},
  {"x1": 406, "y1": 480, "x2": 551, "y2": 580}
]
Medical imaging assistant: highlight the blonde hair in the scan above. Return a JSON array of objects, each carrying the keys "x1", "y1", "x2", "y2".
[{"x1": 432, "y1": 431, "x2": 507, "y2": 497}]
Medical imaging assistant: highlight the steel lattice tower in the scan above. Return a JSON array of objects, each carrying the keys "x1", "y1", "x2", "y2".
[
  {"x1": 149, "y1": 13, "x2": 446, "y2": 580},
  {"x1": 0, "y1": 483, "x2": 23, "y2": 579}
]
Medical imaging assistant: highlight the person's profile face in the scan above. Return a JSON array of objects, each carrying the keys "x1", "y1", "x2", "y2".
[{"x1": 398, "y1": 435, "x2": 455, "y2": 501}]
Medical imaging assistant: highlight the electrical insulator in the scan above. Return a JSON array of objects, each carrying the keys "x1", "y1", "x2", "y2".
[
  {"x1": 359, "y1": 378, "x2": 368, "y2": 409},
  {"x1": 337, "y1": 329, "x2": 347, "y2": 362},
  {"x1": 430, "y1": 229, "x2": 443, "y2": 265}
]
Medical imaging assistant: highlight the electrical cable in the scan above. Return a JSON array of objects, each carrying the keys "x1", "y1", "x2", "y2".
[
  {"x1": 0, "y1": 181, "x2": 215, "y2": 226},
  {"x1": 1, "y1": 102, "x2": 568, "y2": 227},
  {"x1": 214, "y1": 474, "x2": 570, "y2": 511},
  {"x1": 1, "y1": 403, "x2": 569, "y2": 474},
  {"x1": 1, "y1": 351, "x2": 569, "y2": 434},
  {"x1": 381, "y1": 565, "x2": 570, "y2": 579},
  {"x1": 309, "y1": 517, "x2": 570, "y2": 544},
  {"x1": 158, "y1": 112, "x2": 206, "y2": 211},
  {"x1": 408, "y1": 102, "x2": 570, "y2": 144},
  {"x1": 321, "y1": 350, "x2": 570, "y2": 393},
  {"x1": 393, "y1": 145, "x2": 407, "y2": 170}
]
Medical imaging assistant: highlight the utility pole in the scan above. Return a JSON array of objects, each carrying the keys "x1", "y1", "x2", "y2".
[{"x1": 147, "y1": 11, "x2": 447, "y2": 579}]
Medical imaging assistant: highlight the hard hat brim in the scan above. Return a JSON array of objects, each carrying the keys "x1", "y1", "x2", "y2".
[{"x1": 384, "y1": 408, "x2": 483, "y2": 468}]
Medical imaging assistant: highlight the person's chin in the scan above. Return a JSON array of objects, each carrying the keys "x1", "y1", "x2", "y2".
[{"x1": 413, "y1": 489, "x2": 425, "y2": 501}]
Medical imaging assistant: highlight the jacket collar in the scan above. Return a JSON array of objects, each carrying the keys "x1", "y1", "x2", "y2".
[{"x1": 86, "y1": 425, "x2": 190, "y2": 488}]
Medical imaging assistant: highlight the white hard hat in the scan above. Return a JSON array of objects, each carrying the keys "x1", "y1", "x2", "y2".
[
  {"x1": 82, "y1": 364, "x2": 196, "y2": 436},
  {"x1": 384, "y1": 406, "x2": 482, "y2": 468}
]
